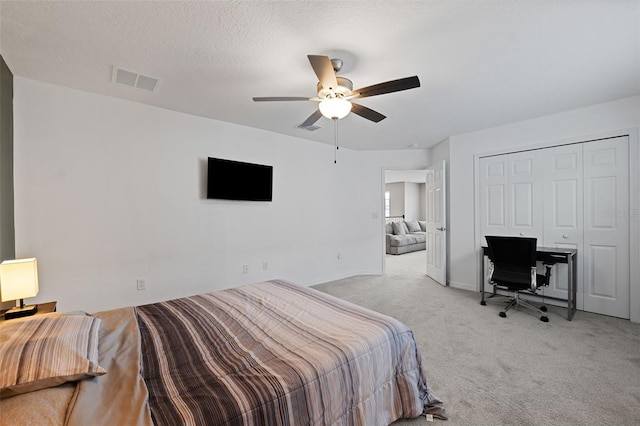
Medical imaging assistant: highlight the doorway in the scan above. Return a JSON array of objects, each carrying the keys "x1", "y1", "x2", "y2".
[{"x1": 383, "y1": 169, "x2": 428, "y2": 276}]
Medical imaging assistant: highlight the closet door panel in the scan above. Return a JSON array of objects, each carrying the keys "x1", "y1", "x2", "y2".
[
  {"x1": 479, "y1": 155, "x2": 509, "y2": 245},
  {"x1": 583, "y1": 136, "x2": 629, "y2": 319},
  {"x1": 508, "y1": 151, "x2": 543, "y2": 241},
  {"x1": 542, "y1": 144, "x2": 584, "y2": 305}
]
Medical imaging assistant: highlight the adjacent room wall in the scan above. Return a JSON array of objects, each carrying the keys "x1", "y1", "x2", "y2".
[
  {"x1": 384, "y1": 181, "x2": 424, "y2": 221},
  {"x1": 404, "y1": 182, "x2": 423, "y2": 221},
  {"x1": 13, "y1": 78, "x2": 431, "y2": 312},
  {"x1": 385, "y1": 182, "x2": 405, "y2": 217}
]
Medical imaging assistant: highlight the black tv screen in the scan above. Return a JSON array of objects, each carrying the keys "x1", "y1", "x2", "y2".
[{"x1": 207, "y1": 157, "x2": 273, "y2": 201}]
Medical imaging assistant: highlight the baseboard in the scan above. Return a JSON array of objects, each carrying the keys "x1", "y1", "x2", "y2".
[
  {"x1": 449, "y1": 281, "x2": 476, "y2": 292},
  {"x1": 304, "y1": 270, "x2": 382, "y2": 287}
]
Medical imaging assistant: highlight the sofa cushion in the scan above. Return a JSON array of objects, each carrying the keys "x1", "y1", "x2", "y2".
[
  {"x1": 418, "y1": 220, "x2": 426, "y2": 231},
  {"x1": 389, "y1": 234, "x2": 418, "y2": 247},
  {"x1": 392, "y1": 222, "x2": 408, "y2": 235},
  {"x1": 406, "y1": 220, "x2": 421, "y2": 233},
  {"x1": 411, "y1": 232, "x2": 427, "y2": 243}
]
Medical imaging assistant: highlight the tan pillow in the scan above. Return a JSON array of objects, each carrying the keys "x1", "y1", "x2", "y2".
[{"x1": 0, "y1": 315, "x2": 106, "y2": 398}]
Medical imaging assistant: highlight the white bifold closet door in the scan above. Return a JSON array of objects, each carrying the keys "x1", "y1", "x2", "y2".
[
  {"x1": 479, "y1": 155, "x2": 509, "y2": 243},
  {"x1": 478, "y1": 150, "x2": 542, "y2": 244},
  {"x1": 582, "y1": 137, "x2": 629, "y2": 319},
  {"x1": 507, "y1": 150, "x2": 543, "y2": 241},
  {"x1": 542, "y1": 143, "x2": 584, "y2": 306},
  {"x1": 479, "y1": 136, "x2": 630, "y2": 319}
]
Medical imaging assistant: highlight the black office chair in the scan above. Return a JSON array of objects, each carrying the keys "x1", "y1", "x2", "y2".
[{"x1": 485, "y1": 236, "x2": 552, "y2": 322}]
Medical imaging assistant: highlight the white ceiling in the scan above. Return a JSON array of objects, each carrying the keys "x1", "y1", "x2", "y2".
[{"x1": 1, "y1": 1, "x2": 638, "y2": 151}]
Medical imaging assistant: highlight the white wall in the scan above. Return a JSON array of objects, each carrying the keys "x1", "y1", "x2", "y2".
[
  {"x1": 13, "y1": 78, "x2": 431, "y2": 312},
  {"x1": 447, "y1": 96, "x2": 640, "y2": 299}
]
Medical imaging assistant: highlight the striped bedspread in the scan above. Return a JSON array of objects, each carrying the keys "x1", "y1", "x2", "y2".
[{"x1": 135, "y1": 280, "x2": 445, "y2": 425}]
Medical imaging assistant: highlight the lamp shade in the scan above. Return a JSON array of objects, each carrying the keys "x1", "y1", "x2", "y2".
[
  {"x1": 0, "y1": 258, "x2": 39, "y2": 302},
  {"x1": 319, "y1": 98, "x2": 352, "y2": 120}
]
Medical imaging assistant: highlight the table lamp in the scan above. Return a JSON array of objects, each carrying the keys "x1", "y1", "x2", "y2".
[{"x1": 0, "y1": 258, "x2": 39, "y2": 320}]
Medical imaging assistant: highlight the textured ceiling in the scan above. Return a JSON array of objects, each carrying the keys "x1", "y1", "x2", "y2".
[{"x1": 1, "y1": 1, "x2": 638, "y2": 151}]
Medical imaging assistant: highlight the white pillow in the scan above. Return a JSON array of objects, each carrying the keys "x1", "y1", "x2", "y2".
[
  {"x1": 406, "y1": 220, "x2": 421, "y2": 232},
  {"x1": 392, "y1": 221, "x2": 408, "y2": 235}
]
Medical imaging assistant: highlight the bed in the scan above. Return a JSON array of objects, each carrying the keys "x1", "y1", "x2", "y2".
[{"x1": 0, "y1": 279, "x2": 446, "y2": 425}]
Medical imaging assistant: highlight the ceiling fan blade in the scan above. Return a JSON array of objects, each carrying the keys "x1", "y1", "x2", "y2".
[
  {"x1": 351, "y1": 102, "x2": 386, "y2": 123},
  {"x1": 253, "y1": 96, "x2": 311, "y2": 102},
  {"x1": 308, "y1": 55, "x2": 338, "y2": 90},
  {"x1": 298, "y1": 109, "x2": 323, "y2": 128},
  {"x1": 352, "y1": 76, "x2": 420, "y2": 99}
]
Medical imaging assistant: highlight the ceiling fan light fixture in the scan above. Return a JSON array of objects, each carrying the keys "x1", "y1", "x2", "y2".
[{"x1": 319, "y1": 98, "x2": 352, "y2": 120}]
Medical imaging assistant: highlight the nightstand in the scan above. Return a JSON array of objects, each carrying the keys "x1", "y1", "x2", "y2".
[{"x1": 1, "y1": 301, "x2": 57, "y2": 321}]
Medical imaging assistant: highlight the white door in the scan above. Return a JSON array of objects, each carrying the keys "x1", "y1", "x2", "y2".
[
  {"x1": 426, "y1": 160, "x2": 447, "y2": 285},
  {"x1": 542, "y1": 143, "x2": 584, "y2": 306},
  {"x1": 583, "y1": 136, "x2": 630, "y2": 318}
]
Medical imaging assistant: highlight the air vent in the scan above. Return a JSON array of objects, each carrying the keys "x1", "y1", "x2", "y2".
[
  {"x1": 112, "y1": 66, "x2": 160, "y2": 92},
  {"x1": 297, "y1": 124, "x2": 322, "y2": 131}
]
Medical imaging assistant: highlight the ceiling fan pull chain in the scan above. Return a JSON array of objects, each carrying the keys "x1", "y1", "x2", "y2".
[{"x1": 333, "y1": 118, "x2": 338, "y2": 164}]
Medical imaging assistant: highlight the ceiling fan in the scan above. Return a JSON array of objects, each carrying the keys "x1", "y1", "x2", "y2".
[{"x1": 253, "y1": 55, "x2": 420, "y2": 128}]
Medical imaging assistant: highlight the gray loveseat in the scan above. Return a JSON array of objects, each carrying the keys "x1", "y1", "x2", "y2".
[{"x1": 385, "y1": 219, "x2": 427, "y2": 255}]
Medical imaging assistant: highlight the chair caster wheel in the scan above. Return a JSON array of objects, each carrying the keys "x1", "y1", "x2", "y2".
[
  {"x1": 499, "y1": 312, "x2": 507, "y2": 318},
  {"x1": 481, "y1": 301, "x2": 486, "y2": 306},
  {"x1": 540, "y1": 316, "x2": 549, "y2": 322},
  {"x1": 540, "y1": 306, "x2": 547, "y2": 312}
]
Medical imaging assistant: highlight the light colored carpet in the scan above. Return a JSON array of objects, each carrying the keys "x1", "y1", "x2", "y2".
[{"x1": 312, "y1": 251, "x2": 640, "y2": 426}]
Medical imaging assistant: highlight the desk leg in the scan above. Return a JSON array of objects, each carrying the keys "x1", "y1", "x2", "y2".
[
  {"x1": 480, "y1": 249, "x2": 486, "y2": 305},
  {"x1": 567, "y1": 253, "x2": 577, "y2": 321}
]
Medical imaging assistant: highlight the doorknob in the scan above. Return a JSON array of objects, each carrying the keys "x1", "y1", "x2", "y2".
[
  {"x1": 563, "y1": 234, "x2": 569, "y2": 239},
  {"x1": 436, "y1": 227, "x2": 446, "y2": 231}
]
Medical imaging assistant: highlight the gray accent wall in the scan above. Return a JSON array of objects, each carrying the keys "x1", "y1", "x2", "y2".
[{"x1": 0, "y1": 54, "x2": 15, "y2": 262}]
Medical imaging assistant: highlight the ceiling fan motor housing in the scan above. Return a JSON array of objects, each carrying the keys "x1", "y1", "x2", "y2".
[{"x1": 317, "y1": 76, "x2": 353, "y2": 100}]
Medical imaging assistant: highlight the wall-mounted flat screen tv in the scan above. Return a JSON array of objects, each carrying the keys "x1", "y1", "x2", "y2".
[{"x1": 207, "y1": 157, "x2": 273, "y2": 201}]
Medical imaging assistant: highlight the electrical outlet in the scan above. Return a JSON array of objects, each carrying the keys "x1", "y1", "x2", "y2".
[
  {"x1": 136, "y1": 279, "x2": 146, "y2": 291},
  {"x1": 337, "y1": 252, "x2": 342, "y2": 260},
  {"x1": 262, "y1": 262, "x2": 268, "y2": 271},
  {"x1": 242, "y1": 264, "x2": 249, "y2": 274}
]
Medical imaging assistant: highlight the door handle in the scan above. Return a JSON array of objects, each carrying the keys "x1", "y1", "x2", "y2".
[
  {"x1": 563, "y1": 234, "x2": 569, "y2": 239},
  {"x1": 436, "y1": 227, "x2": 446, "y2": 231}
]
